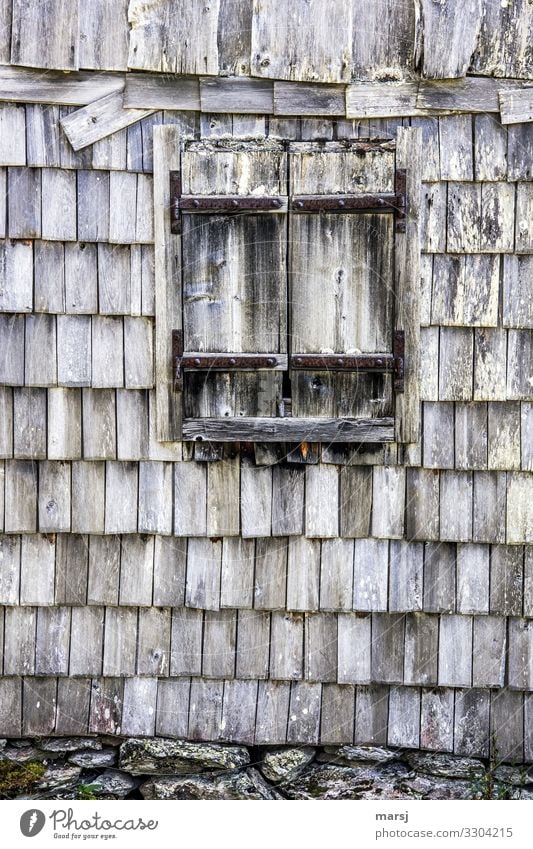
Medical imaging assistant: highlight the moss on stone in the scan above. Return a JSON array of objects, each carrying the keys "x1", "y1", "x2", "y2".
[{"x1": 0, "y1": 760, "x2": 46, "y2": 799}]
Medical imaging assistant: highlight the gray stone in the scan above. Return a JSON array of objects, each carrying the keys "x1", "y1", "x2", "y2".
[
  {"x1": 0, "y1": 746, "x2": 51, "y2": 763},
  {"x1": 283, "y1": 764, "x2": 394, "y2": 800},
  {"x1": 260, "y1": 747, "x2": 315, "y2": 784},
  {"x1": 0, "y1": 740, "x2": 6, "y2": 749},
  {"x1": 85, "y1": 769, "x2": 137, "y2": 799},
  {"x1": 400, "y1": 775, "x2": 474, "y2": 800},
  {"x1": 321, "y1": 745, "x2": 401, "y2": 766},
  {"x1": 404, "y1": 752, "x2": 485, "y2": 779},
  {"x1": 120, "y1": 738, "x2": 250, "y2": 775},
  {"x1": 68, "y1": 749, "x2": 118, "y2": 768},
  {"x1": 141, "y1": 768, "x2": 281, "y2": 800},
  {"x1": 40, "y1": 737, "x2": 102, "y2": 753},
  {"x1": 34, "y1": 764, "x2": 82, "y2": 793}
]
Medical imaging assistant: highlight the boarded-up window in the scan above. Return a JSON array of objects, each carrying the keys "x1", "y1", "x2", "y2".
[{"x1": 154, "y1": 130, "x2": 421, "y2": 446}]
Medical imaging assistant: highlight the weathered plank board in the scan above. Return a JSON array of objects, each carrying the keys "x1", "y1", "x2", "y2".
[
  {"x1": 338, "y1": 613, "x2": 371, "y2": 684},
  {"x1": 25, "y1": 315, "x2": 57, "y2": 388},
  {"x1": 116, "y1": 389, "x2": 149, "y2": 460},
  {"x1": 320, "y1": 683, "x2": 355, "y2": 744},
  {"x1": 353, "y1": 539, "x2": 389, "y2": 612},
  {"x1": 119, "y1": 535, "x2": 154, "y2": 606},
  {"x1": 22, "y1": 678, "x2": 57, "y2": 736},
  {"x1": 371, "y1": 467, "x2": 405, "y2": 538},
  {"x1": 220, "y1": 538, "x2": 255, "y2": 609},
  {"x1": 254, "y1": 538, "x2": 287, "y2": 610},
  {"x1": 56, "y1": 678, "x2": 91, "y2": 735},
  {"x1": 155, "y1": 678, "x2": 190, "y2": 739},
  {"x1": 346, "y1": 82, "x2": 418, "y2": 118},
  {"x1": 473, "y1": 471, "x2": 506, "y2": 544},
  {"x1": 420, "y1": 0, "x2": 482, "y2": 79},
  {"x1": 188, "y1": 679, "x2": 224, "y2": 741},
  {"x1": 89, "y1": 678, "x2": 124, "y2": 736},
  {"x1": 490, "y1": 690, "x2": 524, "y2": 763},
  {"x1": 69, "y1": 607, "x2": 104, "y2": 676},
  {"x1": 320, "y1": 539, "x2": 354, "y2": 611},
  {"x1": 241, "y1": 458, "x2": 272, "y2": 538},
  {"x1": 420, "y1": 688, "x2": 454, "y2": 752},
  {"x1": 61, "y1": 91, "x2": 154, "y2": 151},
  {"x1": 454, "y1": 688, "x2": 490, "y2": 758},
  {"x1": 79, "y1": 0, "x2": 129, "y2": 71},
  {"x1": 456, "y1": 543, "x2": 489, "y2": 613},
  {"x1": 88, "y1": 535, "x2": 120, "y2": 605},
  {"x1": 287, "y1": 681, "x2": 321, "y2": 744},
  {"x1": 470, "y1": 0, "x2": 533, "y2": 80},
  {"x1": 138, "y1": 461, "x2": 173, "y2": 534},
  {"x1": 473, "y1": 615, "x2": 506, "y2": 688},
  {"x1": 153, "y1": 536, "x2": 186, "y2": 607},
  {"x1": 20, "y1": 534, "x2": 55, "y2": 606},
  {"x1": 0, "y1": 66, "x2": 123, "y2": 105},
  {"x1": 387, "y1": 687, "x2": 420, "y2": 748},
  {"x1": 236, "y1": 610, "x2": 270, "y2": 679},
  {"x1": 122, "y1": 678, "x2": 157, "y2": 736},
  {"x1": 270, "y1": 611, "x2": 304, "y2": 680},
  {"x1": 287, "y1": 537, "x2": 320, "y2": 612},
  {"x1": 220, "y1": 679, "x2": 258, "y2": 744},
  {"x1": 174, "y1": 462, "x2": 207, "y2": 536},
  {"x1": 354, "y1": 685, "x2": 389, "y2": 745},
  {"x1": 186, "y1": 538, "x2": 222, "y2": 611},
  {"x1": 305, "y1": 612, "x2": 337, "y2": 683},
  {"x1": 405, "y1": 468, "x2": 440, "y2": 541},
  {"x1": 128, "y1": 0, "x2": 220, "y2": 74},
  {"x1": 423, "y1": 543, "x2": 456, "y2": 614},
  {"x1": 137, "y1": 607, "x2": 171, "y2": 676},
  {"x1": 389, "y1": 541, "x2": 423, "y2": 612},
  {"x1": 35, "y1": 607, "x2": 71, "y2": 675},
  {"x1": 255, "y1": 681, "x2": 290, "y2": 744},
  {"x1": 11, "y1": 0, "x2": 80, "y2": 71},
  {"x1": 474, "y1": 115, "x2": 508, "y2": 181},
  {"x1": 371, "y1": 614, "x2": 405, "y2": 684},
  {"x1": 13, "y1": 389, "x2": 46, "y2": 462},
  {"x1": 438, "y1": 614, "x2": 472, "y2": 687},
  {"x1": 251, "y1": 0, "x2": 353, "y2": 83},
  {"x1": 404, "y1": 612, "x2": 438, "y2": 685},
  {"x1": 104, "y1": 461, "x2": 138, "y2": 534}
]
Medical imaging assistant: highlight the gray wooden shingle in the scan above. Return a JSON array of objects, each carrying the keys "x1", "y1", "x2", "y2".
[
  {"x1": 69, "y1": 607, "x2": 104, "y2": 676},
  {"x1": 456, "y1": 543, "x2": 490, "y2": 614},
  {"x1": 353, "y1": 539, "x2": 389, "y2": 612},
  {"x1": 170, "y1": 607, "x2": 203, "y2": 677}
]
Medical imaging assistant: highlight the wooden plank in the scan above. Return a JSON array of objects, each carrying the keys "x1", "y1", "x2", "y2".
[
  {"x1": 0, "y1": 314, "x2": 24, "y2": 386},
  {"x1": 22, "y1": 678, "x2": 57, "y2": 736},
  {"x1": 439, "y1": 116, "x2": 473, "y2": 180},
  {"x1": 473, "y1": 615, "x2": 506, "y2": 688},
  {"x1": 270, "y1": 611, "x2": 304, "y2": 680},
  {"x1": 119, "y1": 535, "x2": 154, "y2": 606},
  {"x1": 124, "y1": 317, "x2": 153, "y2": 388},
  {"x1": 97, "y1": 244, "x2": 131, "y2": 315},
  {"x1": 128, "y1": 0, "x2": 220, "y2": 74},
  {"x1": 41, "y1": 169, "x2": 77, "y2": 240},
  {"x1": 89, "y1": 677, "x2": 124, "y2": 735},
  {"x1": 439, "y1": 328, "x2": 473, "y2": 401},
  {"x1": 490, "y1": 545, "x2": 523, "y2": 615},
  {"x1": 275, "y1": 82, "x2": 346, "y2": 116},
  {"x1": 220, "y1": 680, "x2": 258, "y2": 745},
  {"x1": 371, "y1": 614, "x2": 405, "y2": 684},
  {"x1": 4, "y1": 607, "x2": 36, "y2": 674},
  {"x1": 506, "y1": 473, "x2": 533, "y2": 544},
  {"x1": 420, "y1": 688, "x2": 454, "y2": 752},
  {"x1": 371, "y1": 467, "x2": 405, "y2": 538},
  {"x1": 287, "y1": 681, "x2": 321, "y2": 744},
  {"x1": 454, "y1": 688, "x2": 490, "y2": 758},
  {"x1": 122, "y1": 678, "x2": 157, "y2": 736},
  {"x1": 4, "y1": 460, "x2": 37, "y2": 533},
  {"x1": 508, "y1": 618, "x2": 533, "y2": 690},
  {"x1": 404, "y1": 612, "x2": 438, "y2": 685},
  {"x1": 254, "y1": 537, "x2": 287, "y2": 610},
  {"x1": 423, "y1": 542, "x2": 455, "y2": 613},
  {"x1": 174, "y1": 462, "x2": 207, "y2": 536},
  {"x1": 11, "y1": 0, "x2": 80, "y2": 71},
  {"x1": 508, "y1": 123, "x2": 533, "y2": 180},
  {"x1": 0, "y1": 66, "x2": 123, "y2": 105},
  {"x1": 473, "y1": 471, "x2": 506, "y2": 544},
  {"x1": 471, "y1": 0, "x2": 533, "y2": 79},
  {"x1": 55, "y1": 534, "x2": 88, "y2": 605},
  {"x1": 202, "y1": 609, "x2": 236, "y2": 679},
  {"x1": 287, "y1": 537, "x2": 320, "y2": 612},
  {"x1": 516, "y1": 183, "x2": 533, "y2": 253},
  {"x1": 220, "y1": 538, "x2": 255, "y2": 609},
  {"x1": 251, "y1": 0, "x2": 353, "y2": 83},
  {"x1": 87, "y1": 535, "x2": 120, "y2": 605},
  {"x1": 56, "y1": 678, "x2": 91, "y2": 735},
  {"x1": 241, "y1": 458, "x2": 272, "y2": 538},
  {"x1": 305, "y1": 612, "x2": 337, "y2": 682},
  {"x1": 91, "y1": 317, "x2": 124, "y2": 388},
  {"x1": 137, "y1": 607, "x2": 171, "y2": 676},
  {"x1": 188, "y1": 679, "x2": 224, "y2": 741},
  {"x1": 432, "y1": 254, "x2": 500, "y2": 328},
  {"x1": 420, "y1": 183, "x2": 447, "y2": 253},
  {"x1": 0, "y1": 535, "x2": 20, "y2": 605},
  {"x1": 0, "y1": 240, "x2": 32, "y2": 313},
  {"x1": 305, "y1": 466, "x2": 338, "y2": 538},
  {"x1": 339, "y1": 467, "x2": 372, "y2": 539},
  {"x1": 389, "y1": 541, "x2": 423, "y2": 612},
  {"x1": 503, "y1": 256, "x2": 533, "y2": 329},
  {"x1": 337, "y1": 612, "x2": 371, "y2": 684},
  {"x1": 170, "y1": 607, "x2": 203, "y2": 677},
  {"x1": 272, "y1": 466, "x2": 304, "y2": 536},
  {"x1": 48, "y1": 388, "x2": 82, "y2": 460},
  {"x1": 236, "y1": 609, "x2": 270, "y2": 678},
  {"x1": 447, "y1": 182, "x2": 481, "y2": 253},
  {"x1": 186, "y1": 537, "x2": 222, "y2": 611},
  {"x1": 156, "y1": 678, "x2": 190, "y2": 739},
  {"x1": 0, "y1": 103, "x2": 26, "y2": 165},
  {"x1": 507, "y1": 330, "x2": 533, "y2": 400},
  {"x1": 438, "y1": 614, "x2": 472, "y2": 687},
  {"x1": 354, "y1": 685, "x2": 389, "y2": 745},
  {"x1": 32, "y1": 241, "x2": 65, "y2": 314},
  {"x1": 25, "y1": 314, "x2": 57, "y2": 388},
  {"x1": 69, "y1": 607, "x2": 104, "y2": 676},
  {"x1": 35, "y1": 606, "x2": 71, "y2": 674},
  {"x1": 0, "y1": 0, "x2": 12, "y2": 65},
  {"x1": 8, "y1": 167, "x2": 41, "y2": 238},
  {"x1": 38, "y1": 460, "x2": 71, "y2": 533},
  {"x1": 153, "y1": 125, "x2": 182, "y2": 440},
  {"x1": 79, "y1": 0, "x2": 129, "y2": 71},
  {"x1": 13, "y1": 388, "x2": 47, "y2": 460},
  {"x1": 346, "y1": 82, "x2": 418, "y2": 119},
  {"x1": 0, "y1": 387, "x2": 12, "y2": 459},
  {"x1": 200, "y1": 77, "x2": 273, "y2": 114},
  {"x1": 320, "y1": 683, "x2": 355, "y2": 744},
  {"x1": 456, "y1": 543, "x2": 490, "y2": 614},
  {"x1": 207, "y1": 451, "x2": 240, "y2": 536},
  {"x1": 255, "y1": 680, "x2": 290, "y2": 744},
  {"x1": 388, "y1": 687, "x2": 420, "y2": 749},
  {"x1": 77, "y1": 170, "x2": 110, "y2": 241},
  {"x1": 473, "y1": 328, "x2": 507, "y2": 402},
  {"x1": 351, "y1": 0, "x2": 416, "y2": 81},
  {"x1": 353, "y1": 539, "x2": 388, "y2": 612},
  {"x1": 422, "y1": 402, "x2": 454, "y2": 468},
  {"x1": 153, "y1": 536, "x2": 186, "y2": 607},
  {"x1": 104, "y1": 461, "x2": 138, "y2": 534},
  {"x1": 71, "y1": 461, "x2": 105, "y2": 534},
  {"x1": 65, "y1": 242, "x2": 98, "y2": 314},
  {"x1": 92, "y1": 126, "x2": 128, "y2": 170},
  {"x1": 320, "y1": 539, "x2": 354, "y2": 612},
  {"x1": 217, "y1": 0, "x2": 253, "y2": 76},
  {"x1": 20, "y1": 533, "x2": 55, "y2": 606},
  {"x1": 522, "y1": 404, "x2": 533, "y2": 472},
  {"x1": 82, "y1": 389, "x2": 116, "y2": 460},
  {"x1": 57, "y1": 315, "x2": 91, "y2": 387},
  {"x1": 440, "y1": 470, "x2": 473, "y2": 542},
  {"x1": 419, "y1": 0, "x2": 482, "y2": 79},
  {"x1": 138, "y1": 461, "x2": 173, "y2": 534},
  {"x1": 61, "y1": 91, "x2": 154, "y2": 151},
  {"x1": 116, "y1": 389, "x2": 149, "y2": 460},
  {"x1": 488, "y1": 402, "x2": 521, "y2": 471},
  {"x1": 474, "y1": 115, "x2": 508, "y2": 181},
  {"x1": 480, "y1": 182, "x2": 515, "y2": 252}
]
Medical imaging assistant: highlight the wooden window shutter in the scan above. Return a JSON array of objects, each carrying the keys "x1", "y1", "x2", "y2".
[{"x1": 154, "y1": 128, "x2": 421, "y2": 445}]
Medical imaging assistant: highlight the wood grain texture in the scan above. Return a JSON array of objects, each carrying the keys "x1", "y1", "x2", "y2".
[
  {"x1": 128, "y1": 0, "x2": 220, "y2": 74},
  {"x1": 470, "y1": 0, "x2": 533, "y2": 80},
  {"x1": 420, "y1": 0, "x2": 482, "y2": 79},
  {"x1": 79, "y1": 0, "x2": 129, "y2": 71},
  {"x1": 11, "y1": 0, "x2": 80, "y2": 71},
  {"x1": 0, "y1": 66, "x2": 123, "y2": 105},
  {"x1": 61, "y1": 90, "x2": 154, "y2": 151},
  {"x1": 251, "y1": 0, "x2": 353, "y2": 83}
]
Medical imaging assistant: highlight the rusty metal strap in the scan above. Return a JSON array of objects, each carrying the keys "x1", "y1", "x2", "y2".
[{"x1": 289, "y1": 193, "x2": 403, "y2": 213}]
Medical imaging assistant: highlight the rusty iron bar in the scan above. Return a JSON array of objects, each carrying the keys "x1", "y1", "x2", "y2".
[
  {"x1": 289, "y1": 353, "x2": 396, "y2": 370},
  {"x1": 179, "y1": 196, "x2": 285, "y2": 211},
  {"x1": 289, "y1": 192, "x2": 403, "y2": 213},
  {"x1": 393, "y1": 329, "x2": 405, "y2": 392},
  {"x1": 394, "y1": 168, "x2": 407, "y2": 233}
]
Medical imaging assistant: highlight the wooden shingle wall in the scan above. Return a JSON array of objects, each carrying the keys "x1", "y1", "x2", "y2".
[{"x1": 0, "y1": 1, "x2": 532, "y2": 759}]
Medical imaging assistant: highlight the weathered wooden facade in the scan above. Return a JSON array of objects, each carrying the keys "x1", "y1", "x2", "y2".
[{"x1": 0, "y1": 0, "x2": 532, "y2": 768}]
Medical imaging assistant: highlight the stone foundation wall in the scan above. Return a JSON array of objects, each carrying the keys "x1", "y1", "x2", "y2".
[{"x1": 1, "y1": 738, "x2": 532, "y2": 801}]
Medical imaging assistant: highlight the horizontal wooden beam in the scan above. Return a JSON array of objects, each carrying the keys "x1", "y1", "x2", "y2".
[
  {"x1": 499, "y1": 87, "x2": 533, "y2": 125},
  {"x1": 182, "y1": 417, "x2": 395, "y2": 442},
  {"x1": 60, "y1": 91, "x2": 155, "y2": 151},
  {"x1": 0, "y1": 66, "x2": 124, "y2": 105}
]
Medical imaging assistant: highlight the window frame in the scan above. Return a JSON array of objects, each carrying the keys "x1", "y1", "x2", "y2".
[{"x1": 153, "y1": 126, "x2": 422, "y2": 447}]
